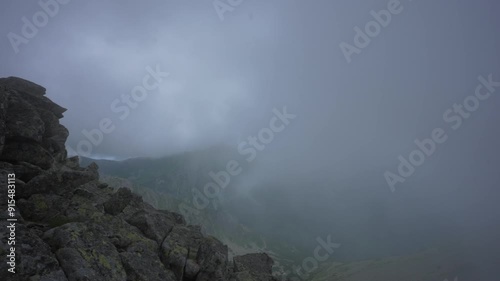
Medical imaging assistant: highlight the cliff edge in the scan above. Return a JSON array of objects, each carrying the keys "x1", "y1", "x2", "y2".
[{"x1": 0, "y1": 77, "x2": 279, "y2": 281}]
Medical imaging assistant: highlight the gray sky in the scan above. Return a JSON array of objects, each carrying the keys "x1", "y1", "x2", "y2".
[
  {"x1": 1, "y1": 0, "x2": 498, "y2": 162},
  {"x1": 1, "y1": 1, "x2": 499, "y2": 190},
  {"x1": 2, "y1": 0, "x2": 500, "y2": 277},
  {"x1": 1, "y1": 0, "x2": 499, "y2": 209}
]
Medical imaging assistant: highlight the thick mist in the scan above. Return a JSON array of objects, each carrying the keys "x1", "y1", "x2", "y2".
[{"x1": 1, "y1": 0, "x2": 499, "y2": 279}]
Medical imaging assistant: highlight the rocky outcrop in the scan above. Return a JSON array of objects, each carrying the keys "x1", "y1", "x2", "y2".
[
  {"x1": 0, "y1": 77, "x2": 280, "y2": 281},
  {"x1": 233, "y1": 253, "x2": 276, "y2": 281}
]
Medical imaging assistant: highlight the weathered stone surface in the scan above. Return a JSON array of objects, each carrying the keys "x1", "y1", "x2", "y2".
[
  {"x1": 44, "y1": 223, "x2": 127, "y2": 281},
  {"x1": 0, "y1": 77, "x2": 66, "y2": 117},
  {"x1": 18, "y1": 162, "x2": 98, "y2": 198},
  {"x1": 0, "y1": 77, "x2": 279, "y2": 281},
  {"x1": 185, "y1": 258, "x2": 201, "y2": 280},
  {"x1": 0, "y1": 77, "x2": 47, "y2": 96},
  {"x1": 196, "y1": 236, "x2": 231, "y2": 281},
  {"x1": 234, "y1": 253, "x2": 274, "y2": 275},
  {"x1": 0, "y1": 85, "x2": 8, "y2": 155},
  {"x1": 232, "y1": 253, "x2": 277, "y2": 281},
  {"x1": 0, "y1": 77, "x2": 67, "y2": 167},
  {"x1": 8, "y1": 161, "x2": 44, "y2": 182},
  {"x1": 0, "y1": 222, "x2": 67, "y2": 281},
  {"x1": 160, "y1": 225, "x2": 204, "y2": 280},
  {"x1": 126, "y1": 209, "x2": 177, "y2": 244},
  {"x1": 1, "y1": 141, "x2": 55, "y2": 169},
  {"x1": 104, "y1": 187, "x2": 141, "y2": 215},
  {"x1": 4, "y1": 90, "x2": 45, "y2": 142},
  {"x1": 120, "y1": 240, "x2": 177, "y2": 281}
]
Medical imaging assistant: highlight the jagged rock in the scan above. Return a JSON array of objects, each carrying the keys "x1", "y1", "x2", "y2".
[
  {"x1": 196, "y1": 236, "x2": 230, "y2": 281},
  {"x1": 120, "y1": 240, "x2": 177, "y2": 281},
  {"x1": 66, "y1": 156, "x2": 81, "y2": 169},
  {"x1": 0, "y1": 77, "x2": 66, "y2": 117},
  {"x1": 18, "y1": 163, "x2": 99, "y2": 198},
  {"x1": 43, "y1": 223, "x2": 127, "y2": 281},
  {"x1": 4, "y1": 90, "x2": 45, "y2": 142},
  {"x1": 234, "y1": 253, "x2": 274, "y2": 274},
  {"x1": 5, "y1": 161, "x2": 44, "y2": 182},
  {"x1": 0, "y1": 222, "x2": 68, "y2": 281},
  {"x1": 160, "y1": 225, "x2": 204, "y2": 280},
  {"x1": 18, "y1": 193, "x2": 66, "y2": 222},
  {"x1": 185, "y1": 259, "x2": 201, "y2": 279},
  {"x1": 233, "y1": 253, "x2": 277, "y2": 281},
  {"x1": 104, "y1": 187, "x2": 141, "y2": 215},
  {"x1": 125, "y1": 209, "x2": 177, "y2": 244},
  {"x1": 1, "y1": 141, "x2": 55, "y2": 169},
  {"x1": 0, "y1": 77, "x2": 279, "y2": 281},
  {"x1": 0, "y1": 77, "x2": 67, "y2": 168},
  {"x1": 0, "y1": 77, "x2": 47, "y2": 97},
  {"x1": 0, "y1": 86, "x2": 7, "y2": 155}
]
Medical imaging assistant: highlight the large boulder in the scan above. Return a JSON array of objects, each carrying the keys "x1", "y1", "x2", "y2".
[
  {"x1": 232, "y1": 253, "x2": 277, "y2": 281},
  {"x1": 0, "y1": 77, "x2": 67, "y2": 168}
]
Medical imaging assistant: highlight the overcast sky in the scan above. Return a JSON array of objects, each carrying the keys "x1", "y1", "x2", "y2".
[
  {"x1": 1, "y1": 0, "x2": 500, "y2": 194},
  {"x1": 1, "y1": 0, "x2": 499, "y2": 191},
  {"x1": 0, "y1": 0, "x2": 498, "y2": 162},
  {"x1": 1, "y1": 0, "x2": 500, "y2": 276}
]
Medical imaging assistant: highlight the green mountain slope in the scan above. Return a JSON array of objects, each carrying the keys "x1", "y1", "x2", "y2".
[{"x1": 80, "y1": 148, "x2": 303, "y2": 274}]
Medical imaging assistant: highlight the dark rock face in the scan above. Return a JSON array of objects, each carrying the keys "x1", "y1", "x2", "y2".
[
  {"x1": 0, "y1": 77, "x2": 280, "y2": 281},
  {"x1": 0, "y1": 77, "x2": 68, "y2": 169},
  {"x1": 233, "y1": 253, "x2": 276, "y2": 281}
]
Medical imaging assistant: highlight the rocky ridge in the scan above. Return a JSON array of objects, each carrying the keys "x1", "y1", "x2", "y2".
[{"x1": 0, "y1": 77, "x2": 279, "y2": 281}]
